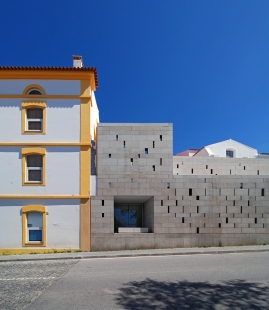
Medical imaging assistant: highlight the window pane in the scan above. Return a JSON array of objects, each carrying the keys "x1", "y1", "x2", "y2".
[
  {"x1": 27, "y1": 155, "x2": 42, "y2": 167},
  {"x1": 28, "y1": 121, "x2": 42, "y2": 130},
  {"x1": 28, "y1": 212, "x2": 43, "y2": 227},
  {"x1": 28, "y1": 170, "x2": 42, "y2": 181},
  {"x1": 114, "y1": 204, "x2": 142, "y2": 232},
  {"x1": 28, "y1": 89, "x2": 42, "y2": 95},
  {"x1": 27, "y1": 108, "x2": 43, "y2": 119},
  {"x1": 29, "y1": 230, "x2": 42, "y2": 241},
  {"x1": 226, "y1": 150, "x2": 234, "y2": 158}
]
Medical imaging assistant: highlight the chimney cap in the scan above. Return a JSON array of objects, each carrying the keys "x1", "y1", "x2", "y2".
[
  {"x1": 72, "y1": 55, "x2": 83, "y2": 60},
  {"x1": 72, "y1": 55, "x2": 83, "y2": 68}
]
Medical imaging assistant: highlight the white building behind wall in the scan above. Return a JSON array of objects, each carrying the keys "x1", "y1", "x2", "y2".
[{"x1": 0, "y1": 58, "x2": 99, "y2": 252}]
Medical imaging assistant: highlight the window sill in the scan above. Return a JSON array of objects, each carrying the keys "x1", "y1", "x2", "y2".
[
  {"x1": 24, "y1": 243, "x2": 45, "y2": 247},
  {"x1": 23, "y1": 182, "x2": 45, "y2": 186},
  {"x1": 22, "y1": 131, "x2": 45, "y2": 135}
]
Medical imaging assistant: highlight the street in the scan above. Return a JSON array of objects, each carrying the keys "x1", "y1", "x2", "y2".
[{"x1": 1, "y1": 252, "x2": 269, "y2": 309}]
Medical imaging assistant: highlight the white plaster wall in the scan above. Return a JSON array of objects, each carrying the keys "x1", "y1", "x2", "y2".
[
  {"x1": 0, "y1": 147, "x2": 80, "y2": 195},
  {"x1": 195, "y1": 140, "x2": 258, "y2": 158},
  {"x1": 0, "y1": 199, "x2": 80, "y2": 248},
  {"x1": 90, "y1": 91, "x2": 99, "y2": 140},
  {"x1": 0, "y1": 80, "x2": 80, "y2": 95},
  {"x1": 0, "y1": 99, "x2": 80, "y2": 142}
]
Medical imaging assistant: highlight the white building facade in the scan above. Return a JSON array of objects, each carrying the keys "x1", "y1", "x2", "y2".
[{"x1": 0, "y1": 63, "x2": 99, "y2": 252}]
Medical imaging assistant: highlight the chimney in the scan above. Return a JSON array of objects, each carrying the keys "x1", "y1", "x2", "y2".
[{"x1": 72, "y1": 55, "x2": 83, "y2": 68}]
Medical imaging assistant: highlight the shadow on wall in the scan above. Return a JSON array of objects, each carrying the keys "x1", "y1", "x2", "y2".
[{"x1": 115, "y1": 279, "x2": 269, "y2": 309}]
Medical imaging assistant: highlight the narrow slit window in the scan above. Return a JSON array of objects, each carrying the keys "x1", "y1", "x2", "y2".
[
  {"x1": 167, "y1": 183, "x2": 170, "y2": 189},
  {"x1": 130, "y1": 158, "x2": 133, "y2": 166},
  {"x1": 261, "y1": 189, "x2": 265, "y2": 196},
  {"x1": 109, "y1": 182, "x2": 112, "y2": 188},
  {"x1": 255, "y1": 218, "x2": 257, "y2": 224},
  {"x1": 176, "y1": 200, "x2": 178, "y2": 206},
  {"x1": 197, "y1": 206, "x2": 199, "y2": 213},
  {"x1": 244, "y1": 166, "x2": 245, "y2": 170},
  {"x1": 257, "y1": 170, "x2": 259, "y2": 175},
  {"x1": 191, "y1": 168, "x2": 193, "y2": 174},
  {"x1": 145, "y1": 148, "x2": 148, "y2": 154},
  {"x1": 241, "y1": 206, "x2": 243, "y2": 213},
  {"x1": 116, "y1": 135, "x2": 118, "y2": 141},
  {"x1": 160, "y1": 158, "x2": 162, "y2": 165},
  {"x1": 152, "y1": 165, "x2": 155, "y2": 171},
  {"x1": 226, "y1": 217, "x2": 228, "y2": 224},
  {"x1": 211, "y1": 169, "x2": 213, "y2": 174},
  {"x1": 153, "y1": 141, "x2": 155, "y2": 148},
  {"x1": 197, "y1": 228, "x2": 199, "y2": 234},
  {"x1": 138, "y1": 154, "x2": 140, "y2": 158},
  {"x1": 102, "y1": 200, "x2": 104, "y2": 206},
  {"x1": 123, "y1": 141, "x2": 126, "y2": 148},
  {"x1": 160, "y1": 135, "x2": 162, "y2": 141},
  {"x1": 102, "y1": 213, "x2": 104, "y2": 218},
  {"x1": 161, "y1": 200, "x2": 163, "y2": 206},
  {"x1": 108, "y1": 154, "x2": 111, "y2": 158},
  {"x1": 182, "y1": 217, "x2": 184, "y2": 223},
  {"x1": 189, "y1": 188, "x2": 192, "y2": 196},
  {"x1": 196, "y1": 196, "x2": 199, "y2": 200},
  {"x1": 168, "y1": 206, "x2": 170, "y2": 213},
  {"x1": 240, "y1": 183, "x2": 243, "y2": 189},
  {"x1": 219, "y1": 223, "x2": 221, "y2": 228},
  {"x1": 206, "y1": 165, "x2": 208, "y2": 169},
  {"x1": 177, "y1": 164, "x2": 179, "y2": 168}
]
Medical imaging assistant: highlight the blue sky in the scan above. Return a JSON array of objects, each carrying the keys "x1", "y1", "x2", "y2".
[{"x1": 1, "y1": 1, "x2": 269, "y2": 154}]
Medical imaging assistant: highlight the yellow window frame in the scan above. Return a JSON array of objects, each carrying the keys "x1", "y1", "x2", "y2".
[
  {"x1": 22, "y1": 205, "x2": 47, "y2": 247},
  {"x1": 22, "y1": 148, "x2": 46, "y2": 186},
  {"x1": 22, "y1": 101, "x2": 47, "y2": 134}
]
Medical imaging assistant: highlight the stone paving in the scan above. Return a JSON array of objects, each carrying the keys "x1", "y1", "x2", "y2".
[{"x1": 0, "y1": 259, "x2": 77, "y2": 310}]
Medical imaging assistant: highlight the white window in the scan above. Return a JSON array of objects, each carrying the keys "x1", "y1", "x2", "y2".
[
  {"x1": 26, "y1": 108, "x2": 43, "y2": 131},
  {"x1": 226, "y1": 150, "x2": 234, "y2": 158},
  {"x1": 26, "y1": 154, "x2": 43, "y2": 182},
  {"x1": 27, "y1": 212, "x2": 43, "y2": 243}
]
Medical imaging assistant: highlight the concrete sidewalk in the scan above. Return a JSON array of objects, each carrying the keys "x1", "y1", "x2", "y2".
[{"x1": 1, "y1": 245, "x2": 269, "y2": 262}]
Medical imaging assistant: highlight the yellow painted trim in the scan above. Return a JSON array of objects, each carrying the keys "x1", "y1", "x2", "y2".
[
  {"x1": 22, "y1": 205, "x2": 47, "y2": 247},
  {"x1": 0, "y1": 142, "x2": 91, "y2": 146},
  {"x1": 80, "y1": 99, "x2": 91, "y2": 143},
  {"x1": 0, "y1": 195, "x2": 88, "y2": 199},
  {"x1": 22, "y1": 84, "x2": 46, "y2": 96},
  {"x1": 21, "y1": 148, "x2": 46, "y2": 155},
  {"x1": 21, "y1": 101, "x2": 47, "y2": 135},
  {"x1": 80, "y1": 147, "x2": 90, "y2": 196},
  {"x1": 0, "y1": 71, "x2": 97, "y2": 90},
  {"x1": 80, "y1": 80, "x2": 91, "y2": 98},
  {"x1": 22, "y1": 148, "x2": 46, "y2": 186},
  {"x1": 0, "y1": 94, "x2": 90, "y2": 99},
  {"x1": 80, "y1": 198, "x2": 91, "y2": 251}
]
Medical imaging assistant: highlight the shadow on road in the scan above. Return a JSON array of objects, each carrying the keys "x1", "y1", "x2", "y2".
[{"x1": 115, "y1": 279, "x2": 269, "y2": 309}]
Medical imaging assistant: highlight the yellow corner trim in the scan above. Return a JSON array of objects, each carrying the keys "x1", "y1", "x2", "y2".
[
  {"x1": 22, "y1": 101, "x2": 47, "y2": 135},
  {"x1": 22, "y1": 84, "x2": 46, "y2": 96},
  {"x1": 22, "y1": 148, "x2": 46, "y2": 186},
  {"x1": 21, "y1": 148, "x2": 46, "y2": 155},
  {"x1": 0, "y1": 94, "x2": 88, "y2": 99},
  {"x1": 22, "y1": 205, "x2": 47, "y2": 247}
]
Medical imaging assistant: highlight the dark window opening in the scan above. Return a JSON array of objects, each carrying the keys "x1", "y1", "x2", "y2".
[
  {"x1": 160, "y1": 135, "x2": 162, "y2": 141},
  {"x1": 226, "y1": 218, "x2": 228, "y2": 224},
  {"x1": 153, "y1": 141, "x2": 155, "y2": 148},
  {"x1": 197, "y1": 228, "x2": 199, "y2": 234},
  {"x1": 211, "y1": 169, "x2": 213, "y2": 174},
  {"x1": 145, "y1": 148, "x2": 148, "y2": 154},
  {"x1": 182, "y1": 217, "x2": 184, "y2": 223},
  {"x1": 160, "y1": 158, "x2": 162, "y2": 165},
  {"x1": 116, "y1": 135, "x2": 118, "y2": 141},
  {"x1": 102, "y1": 200, "x2": 104, "y2": 206},
  {"x1": 196, "y1": 196, "x2": 199, "y2": 200},
  {"x1": 114, "y1": 204, "x2": 143, "y2": 233},
  {"x1": 161, "y1": 200, "x2": 163, "y2": 206},
  {"x1": 102, "y1": 213, "x2": 104, "y2": 218},
  {"x1": 189, "y1": 189, "x2": 192, "y2": 196},
  {"x1": 168, "y1": 206, "x2": 170, "y2": 213},
  {"x1": 261, "y1": 189, "x2": 265, "y2": 196},
  {"x1": 152, "y1": 165, "x2": 155, "y2": 171},
  {"x1": 108, "y1": 154, "x2": 111, "y2": 158}
]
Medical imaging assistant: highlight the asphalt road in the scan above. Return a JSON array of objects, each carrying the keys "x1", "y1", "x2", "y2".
[{"x1": 1, "y1": 252, "x2": 269, "y2": 309}]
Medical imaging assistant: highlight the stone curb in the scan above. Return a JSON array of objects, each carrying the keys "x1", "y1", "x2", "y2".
[{"x1": 1, "y1": 246, "x2": 269, "y2": 262}]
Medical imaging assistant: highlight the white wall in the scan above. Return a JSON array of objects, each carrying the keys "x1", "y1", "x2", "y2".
[
  {"x1": 0, "y1": 80, "x2": 80, "y2": 95},
  {"x1": 0, "y1": 199, "x2": 80, "y2": 248},
  {"x1": 0, "y1": 147, "x2": 80, "y2": 195},
  {"x1": 90, "y1": 91, "x2": 99, "y2": 140},
  {"x1": 195, "y1": 140, "x2": 258, "y2": 158},
  {"x1": 0, "y1": 99, "x2": 80, "y2": 142}
]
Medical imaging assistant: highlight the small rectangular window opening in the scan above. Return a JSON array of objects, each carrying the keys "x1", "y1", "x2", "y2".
[
  {"x1": 131, "y1": 178, "x2": 133, "y2": 183},
  {"x1": 160, "y1": 135, "x2": 162, "y2": 141},
  {"x1": 206, "y1": 165, "x2": 208, "y2": 169},
  {"x1": 182, "y1": 217, "x2": 184, "y2": 223},
  {"x1": 197, "y1": 206, "x2": 199, "y2": 213},
  {"x1": 211, "y1": 169, "x2": 213, "y2": 174},
  {"x1": 152, "y1": 165, "x2": 155, "y2": 171},
  {"x1": 116, "y1": 135, "x2": 118, "y2": 141},
  {"x1": 219, "y1": 223, "x2": 221, "y2": 228},
  {"x1": 191, "y1": 168, "x2": 193, "y2": 174},
  {"x1": 196, "y1": 196, "x2": 199, "y2": 200},
  {"x1": 138, "y1": 154, "x2": 140, "y2": 158},
  {"x1": 153, "y1": 141, "x2": 155, "y2": 148},
  {"x1": 241, "y1": 206, "x2": 243, "y2": 213},
  {"x1": 108, "y1": 182, "x2": 112, "y2": 188},
  {"x1": 230, "y1": 170, "x2": 231, "y2": 175},
  {"x1": 257, "y1": 170, "x2": 259, "y2": 175},
  {"x1": 226, "y1": 217, "x2": 228, "y2": 224},
  {"x1": 160, "y1": 158, "x2": 162, "y2": 165},
  {"x1": 145, "y1": 148, "x2": 148, "y2": 154},
  {"x1": 261, "y1": 189, "x2": 265, "y2": 196},
  {"x1": 177, "y1": 164, "x2": 179, "y2": 168},
  {"x1": 189, "y1": 189, "x2": 192, "y2": 196},
  {"x1": 244, "y1": 166, "x2": 245, "y2": 170},
  {"x1": 161, "y1": 200, "x2": 163, "y2": 206},
  {"x1": 168, "y1": 206, "x2": 170, "y2": 213},
  {"x1": 102, "y1": 213, "x2": 104, "y2": 218},
  {"x1": 123, "y1": 141, "x2": 126, "y2": 148},
  {"x1": 102, "y1": 200, "x2": 104, "y2": 206},
  {"x1": 167, "y1": 183, "x2": 170, "y2": 189},
  {"x1": 197, "y1": 228, "x2": 199, "y2": 234},
  {"x1": 240, "y1": 183, "x2": 243, "y2": 189},
  {"x1": 248, "y1": 200, "x2": 249, "y2": 206},
  {"x1": 255, "y1": 218, "x2": 257, "y2": 224},
  {"x1": 176, "y1": 200, "x2": 178, "y2": 206},
  {"x1": 130, "y1": 158, "x2": 133, "y2": 166},
  {"x1": 108, "y1": 154, "x2": 111, "y2": 158}
]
